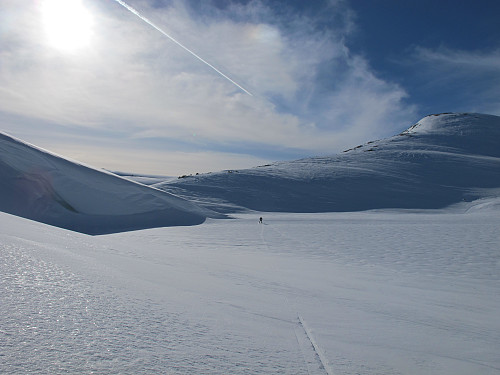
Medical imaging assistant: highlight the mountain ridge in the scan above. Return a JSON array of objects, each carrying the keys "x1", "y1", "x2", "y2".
[
  {"x1": 1, "y1": 112, "x2": 499, "y2": 233},
  {"x1": 157, "y1": 113, "x2": 500, "y2": 213}
]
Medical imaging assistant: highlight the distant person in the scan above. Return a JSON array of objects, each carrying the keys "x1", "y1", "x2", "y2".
[{"x1": 259, "y1": 217, "x2": 263, "y2": 224}]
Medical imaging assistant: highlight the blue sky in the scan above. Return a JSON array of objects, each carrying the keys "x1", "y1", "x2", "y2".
[{"x1": 0, "y1": 0, "x2": 499, "y2": 175}]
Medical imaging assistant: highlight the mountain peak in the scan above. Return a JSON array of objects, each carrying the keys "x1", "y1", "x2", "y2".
[
  {"x1": 398, "y1": 113, "x2": 500, "y2": 158},
  {"x1": 403, "y1": 112, "x2": 500, "y2": 136}
]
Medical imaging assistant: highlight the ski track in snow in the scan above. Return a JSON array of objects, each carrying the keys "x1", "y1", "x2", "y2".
[
  {"x1": 297, "y1": 314, "x2": 335, "y2": 375},
  {"x1": 261, "y1": 221, "x2": 332, "y2": 374}
]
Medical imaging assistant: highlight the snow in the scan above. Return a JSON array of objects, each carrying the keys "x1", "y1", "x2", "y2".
[
  {"x1": 0, "y1": 133, "x2": 217, "y2": 234},
  {"x1": 1, "y1": 206, "x2": 499, "y2": 374},
  {"x1": 2, "y1": 113, "x2": 499, "y2": 230},
  {"x1": 158, "y1": 113, "x2": 500, "y2": 213},
  {"x1": 1, "y1": 112, "x2": 500, "y2": 373}
]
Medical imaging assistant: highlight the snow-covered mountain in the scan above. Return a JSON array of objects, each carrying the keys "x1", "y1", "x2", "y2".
[
  {"x1": 0, "y1": 133, "x2": 213, "y2": 234},
  {"x1": 1, "y1": 113, "x2": 499, "y2": 234},
  {"x1": 158, "y1": 113, "x2": 500, "y2": 213}
]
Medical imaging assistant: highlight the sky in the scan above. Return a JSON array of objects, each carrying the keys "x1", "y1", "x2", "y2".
[{"x1": 1, "y1": 0, "x2": 499, "y2": 176}]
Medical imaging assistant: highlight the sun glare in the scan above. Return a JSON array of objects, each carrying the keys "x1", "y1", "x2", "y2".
[{"x1": 41, "y1": 0, "x2": 94, "y2": 52}]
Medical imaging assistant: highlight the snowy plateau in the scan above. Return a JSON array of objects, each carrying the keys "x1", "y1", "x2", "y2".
[{"x1": 1, "y1": 113, "x2": 499, "y2": 374}]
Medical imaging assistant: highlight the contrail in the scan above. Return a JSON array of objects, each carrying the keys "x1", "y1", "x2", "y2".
[{"x1": 113, "y1": 0, "x2": 253, "y2": 96}]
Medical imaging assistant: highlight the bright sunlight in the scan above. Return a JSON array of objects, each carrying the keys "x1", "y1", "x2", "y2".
[{"x1": 41, "y1": 0, "x2": 94, "y2": 53}]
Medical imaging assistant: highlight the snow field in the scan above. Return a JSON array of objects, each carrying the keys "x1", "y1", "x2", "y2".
[{"x1": 1, "y1": 206, "x2": 499, "y2": 374}]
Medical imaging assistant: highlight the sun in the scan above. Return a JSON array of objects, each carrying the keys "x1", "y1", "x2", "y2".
[{"x1": 41, "y1": 0, "x2": 94, "y2": 53}]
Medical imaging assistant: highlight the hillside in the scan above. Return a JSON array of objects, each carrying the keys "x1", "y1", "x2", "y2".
[
  {"x1": 157, "y1": 113, "x2": 500, "y2": 212},
  {"x1": 1, "y1": 113, "x2": 499, "y2": 234},
  {"x1": 0, "y1": 133, "x2": 213, "y2": 234}
]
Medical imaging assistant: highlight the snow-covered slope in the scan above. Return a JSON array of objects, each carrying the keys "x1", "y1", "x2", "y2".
[
  {"x1": 0, "y1": 133, "x2": 213, "y2": 234},
  {"x1": 159, "y1": 113, "x2": 500, "y2": 212},
  {"x1": 2, "y1": 207, "x2": 499, "y2": 374},
  {"x1": 2, "y1": 113, "x2": 499, "y2": 233}
]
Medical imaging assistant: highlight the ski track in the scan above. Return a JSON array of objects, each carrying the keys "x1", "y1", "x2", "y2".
[
  {"x1": 298, "y1": 314, "x2": 335, "y2": 375},
  {"x1": 261, "y1": 221, "x2": 334, "y2": 374}
]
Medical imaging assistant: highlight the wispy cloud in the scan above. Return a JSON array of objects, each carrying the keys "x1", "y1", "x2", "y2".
[
  {"x1": 410, "y1": 46, "x2": 500, "y2": 114},
  {"x1": 414, "y1": 46, "x2": 500, "y2": 70},
  {"x1": 0, "y1": 0, "x2": 417, "y2": 174}
]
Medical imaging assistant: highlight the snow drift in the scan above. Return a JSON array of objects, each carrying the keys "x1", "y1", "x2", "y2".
[
  {"x1": 0, "y1": 133, "x2": 213, "y2": 234},
  {"x1": 158, "y1": 113, "x2": 500, "y2": 212}
]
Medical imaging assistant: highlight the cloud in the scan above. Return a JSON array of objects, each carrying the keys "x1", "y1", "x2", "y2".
[
  {"x1": 0, "y1": 0, "x2": 417, "y2": 174},
  {"x1": 414, "y1": 47, "x2": 500, "y2": 70},
  {"x1": 411, "y1": 46, "x2": 500, "y2": 115},
  {"x1": 31, "y1": 138, "x2": 272, "y2": 176}
]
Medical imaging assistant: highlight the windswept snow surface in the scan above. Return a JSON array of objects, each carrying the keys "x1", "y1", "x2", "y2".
[
  {"x1": 1, "y1": 203, "x2": 499, "y2": 374},
  {"x1": 158, "y1": 113, "x2": 500, "y2": 213},
  {"x1": 0, "y1": 133, "x2": 213, "y2": 234}
]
